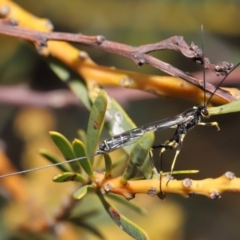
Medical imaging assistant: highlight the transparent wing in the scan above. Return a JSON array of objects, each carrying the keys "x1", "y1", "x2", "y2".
[
  {"x1": 99, "y1": 114, "x2": 185, "y2": 152},
  {"x1": 139, "y1": 114, "x2": 185, "y2": 133}
]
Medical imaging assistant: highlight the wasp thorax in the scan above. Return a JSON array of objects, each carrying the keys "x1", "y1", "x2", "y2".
[{"x1": 98, "y1": 141, "x2": 107, "y2": 152}]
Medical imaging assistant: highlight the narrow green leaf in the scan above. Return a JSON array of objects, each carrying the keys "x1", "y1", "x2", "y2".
[
  {"x1": 70, "y1": 207, "x2": 100, "y2": 221},
  {"x1": 105, "y1": 98, "x2": 154, "y2": 179},
  {"x1": 53, "y1": 172, "x2": 85, "y2": 182},
  {"x1": 48, "y1": 59, "x2": 91, "y2": 110},
  {"x1": 121, "y1": 132, "x2": 154, "y2": 184},
  {"x1": 112, "y1": 155, "x2": 128, "y2": 169},
  {"x1": 69, "y1": 218, "x2": 105, "y2": 240},
  {"x1": 87, "y1": 91, "x2": 108, "y2": 162},
  {"x1": 49, "y1": 131, "x2": 80, "y2": 173},
  {"x1": 97, "y1": 193, "x2": 149, "y2": 240},
  {"x1": 105, "y1": 98, "x2": 136, "y2": 155},
  {"x1": 138, "y1": 137, "x2": 154, "y2": 177},
  {"x1": 104, "y1": 154, "x2": 112, "y2": 178},
  {"x1": 69, "y1": 80, "x2": 91, "y2": 110},
  {"x1": 106, "y1": 193, "x2": 148, "y2": 216},
  {"x1": 49, "y1": 60, "x2": 70, "y2": 80},
  {"x1": 71, "y1": 209, "x2": 100, "y2": 221},
  {"x1": 209, "y1": 100, "x2": 240, "y2": 115},
  {"x1": 77, "y1": 129, "x2": 87, "y2": 145},
  {"x1": 73, "y1": 185, "x2": 94, "y2": 200},
  {"x1": 39, "y1": 149, "x2": 70, "y2": 172},
  {"x1": 163, "y1": 170, "x2": 199, "y2": 175},
  {"x1": 72, "y1": 139, "x2": 94, "y2": 178}
]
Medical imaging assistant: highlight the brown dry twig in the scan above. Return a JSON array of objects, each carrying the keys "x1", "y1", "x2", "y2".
[
  {"x1": 0, "y1": 18, "x2": 236, "y2": 104},
  {"x1": 0, "y1": 18, "x2": 233, "y2": 76},
  {"x1": 0, "y1": 84, "x2": 156, "y2": 107},
  {"x1": 0, "y1": 84, "x2": 80, "y2": 108}
]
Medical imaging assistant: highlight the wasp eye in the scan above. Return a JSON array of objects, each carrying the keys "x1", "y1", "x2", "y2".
[{"x1": 201, "y1": 108, "x2": 209, "y2": 117}]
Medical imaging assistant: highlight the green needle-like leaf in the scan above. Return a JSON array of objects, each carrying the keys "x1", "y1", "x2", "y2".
[
  {"x1": 72, "y1": 139, "x2": 94, "y2": 179},
  {"x1": 53, "y1": 172, "x2": 85, "y2": 182},
  {"x1": 105, "y1": 99, "x2": 154, "y2": 178},
  {"x1": 39, "y1": 148, "x2": 70, "y2": 172},
  {"x1": 49, "y1": 59, "x2": 91, "y2": 109},
  {"x1": 49, "y1": 131, "x2": 80, "y2": 173},
  {"x1": 68, "y1": 218, "x2": 105, "y2": 240},
  {"x1": 98, "y1": 193, "x2": 149, "y2": 240},
  {"x1": 73, "y1": 185, "x2": 94, "y2": 200},
  {"x1": 121, "y1": 132, "x2": 154, "y2": 184},
  {"x1": 105, "y1": 98, "x2": 136, "y2": 155},
  {"x1": 104, "y1": 153, "x2": 112, "y2": 178},
  {"x1": 77, "y1": 129, "x2": 87, "y2": 145},
  {"x1": 106, "y1": 193, "x2": 148, "y2": 216},
  {"x1": 87, "y1": 91, "x2": 108, "y2": 162},
  {"x1": 209, "y1": 100, "x2": 240, "y2": 115}
]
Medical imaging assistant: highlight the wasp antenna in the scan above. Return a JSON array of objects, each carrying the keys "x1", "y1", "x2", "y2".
[
  {"x1": 206, "y1": 61, "x2": 240, "y2": 106},
  {"x1": 0, "y1": 153, "x2": 99, "y2": 178},
  {"x1": 201, "y1": 25, "x2": 207, "y2": 107}
]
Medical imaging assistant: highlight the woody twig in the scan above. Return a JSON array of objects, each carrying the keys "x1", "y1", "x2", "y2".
[{"x1": 0, "y1": 18, "x2": 236, "y2": 104}]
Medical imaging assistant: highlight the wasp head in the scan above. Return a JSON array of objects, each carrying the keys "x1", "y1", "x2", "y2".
[{"x1": 198, "y1": 105, "x2": 209, "y2": 118}]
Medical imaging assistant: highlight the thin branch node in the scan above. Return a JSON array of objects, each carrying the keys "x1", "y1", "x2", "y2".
[
  {"x1": 182, "y1": 178, "x2": 192, "y2": 188},
  {"x1": 96, "y1": 35, "x2": 105, "y2": 44},
  {"x1": 0, "y1": 5, "x2": 10, "y2": 17},
  {"x1": 137, "y1": 58, "x2": 146, "y2": 66},
  {"x1": 225, "y1": 171, "x2": 235, "y2": 180},
  {"x1": 35, "y1": 41, "x2": 49, "y2": 56},
  {"x1": 1, "y1": 18, "x2": 18, "y2": 26},
  {"x1": 9, "y1": 18, "x2": 18, "y2": 26},
  {"x1": 125, "y1": 193, "x2": 135, "y2": 200},
  {"x1": 190, "y1": 42, "x2": 202, "y2": 57},
  {"x1": 100, "y1": 187, "x2": 106, "y2": 195},
  {"x1": 38, "y1": 38, "x2": 48, "y2": 48},
  {"x1": 215, "y1": 62, "x2": 234, "y2": 76},
  {"x1": 78, "y1": 51, "x2": 87, "y2": 59},
  {"x1": 104, "y1": 183, "x2": 113, "y2": 192},
  {"x1": 209, "y1": 191, "x2": 221, "y2": 199},
  {"x1": 147, "y1": 187, "x2": 158, "y2": 197}
]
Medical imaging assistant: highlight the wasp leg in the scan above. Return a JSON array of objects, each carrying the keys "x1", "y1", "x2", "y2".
[
  {"x1": 152, "y1": 140, "x2": 177, "y2": 194},
  {"x1": 198, "y1": 121, "x2": 220, "y2": 130},
  {"x1": 152, "y1": 143, "x2": 173, "y2": 150},
  {"x1": 157, "y1": 169, "x2": 167, "y2": 200},
  {"x1": 147, "y1": 150, "x2": 163, "y2": 198},
  {"x1": 148, "y1": 150, "x2": 158, "y2": 174},
  {"x1": 166, "y1": 133, "x2": 186, "y2": 185},
  {"x1": 152, "y1": 142, "x2": 174, "y2": 176}
]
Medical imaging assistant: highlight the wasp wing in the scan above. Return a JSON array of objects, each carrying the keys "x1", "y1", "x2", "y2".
[
  {"x1": 98, "y1": 114, "x2": 185, "y2": 153},
  {"x1": 140, "y1": 114, "x2": 185, "y2": 134}
]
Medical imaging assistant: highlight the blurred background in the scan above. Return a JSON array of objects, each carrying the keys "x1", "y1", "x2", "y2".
[{"x1": 1, "y1": 1, "x2": 240, "y2": 239}]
